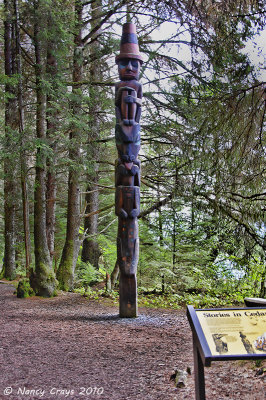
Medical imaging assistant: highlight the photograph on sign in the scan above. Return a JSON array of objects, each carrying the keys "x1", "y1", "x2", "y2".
[{"x1": 195, "y1": 309, "x2": 266, "y2": 356}]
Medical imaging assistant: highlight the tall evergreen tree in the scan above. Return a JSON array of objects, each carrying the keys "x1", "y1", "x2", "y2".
[
  {"x1": 57, "y1": 0, "x2": 83, "y2": 291},
  {"x1": 3, "y1": 0, "x2": 18, "y2": 280},
  {"x1": 81, "y1": 0, "x2": 103, "y2": 269},
  {"x1": 14, "y1": 0, "x2": 32, "y2": 275},
  {"x1": 30, "y1": 0, "x2": 57, "y2": 296}
]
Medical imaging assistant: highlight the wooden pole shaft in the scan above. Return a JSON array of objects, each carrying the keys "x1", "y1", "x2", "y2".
[{"x1": 114, "y1": 23, "x2": 143, "y2": 318}]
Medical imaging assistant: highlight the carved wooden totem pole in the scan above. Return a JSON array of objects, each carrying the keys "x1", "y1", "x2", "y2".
[{"x1": 115, "y1": 23, "x2": 143, "y2": 318}]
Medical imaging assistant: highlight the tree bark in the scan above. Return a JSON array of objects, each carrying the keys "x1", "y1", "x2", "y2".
[
  {"x1": 3, "y1": 0, "x2": 17, "y2": 280},
  {"x1": 259, "y1": 234, "x2": 266, "y2": 297},
  {"x1": 57, "y1": 0, "x2": 83, "y2": 291},
  {"x1": 31, "y1": 0, "x2": 56, "y2": 296},
  {"x1": 81, "y1": 0, "x2": 102, "y2": 269},
  {"x1": 14, "y1": 0, "x2": 32, "y2": 276},
  {"x1": 111, "y1": 260, "x2": 119, "y2": 290},
  {"x1": 46, "y1": 13, "x2": 59, "y2": 262},
  {"x1": 82, "y1": 182, "x2": 101, "y2": 267},
  {"x1": 157, "y1": 183, "x2": 164, "y2": 293}
]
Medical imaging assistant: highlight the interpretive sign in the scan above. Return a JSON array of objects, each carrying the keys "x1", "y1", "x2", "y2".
[{"x1": 187, "y1": 306, "x2": 266, "y2": 400}]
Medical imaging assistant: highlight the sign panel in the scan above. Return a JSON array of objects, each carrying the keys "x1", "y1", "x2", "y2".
[{"x1": 195, "y1": 308, "x2": 266, "y2": 356}]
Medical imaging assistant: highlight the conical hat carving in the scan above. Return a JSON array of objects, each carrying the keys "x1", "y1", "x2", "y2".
[{"x1": 115, "y1": 22, "x2": 143, "y2": 64}]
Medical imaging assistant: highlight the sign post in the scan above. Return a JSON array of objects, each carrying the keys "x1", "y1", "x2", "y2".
[
  {"x1": 193, "y1": 333, "x2": 206, "y2": 400},
  {"x1": 187, "y1": 306, "x2": 266, "y2": 400}
]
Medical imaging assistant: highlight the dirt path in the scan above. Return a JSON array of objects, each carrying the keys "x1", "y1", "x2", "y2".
[{"x1": 0, "y1": 283, "x2": 265, "y2": 400}]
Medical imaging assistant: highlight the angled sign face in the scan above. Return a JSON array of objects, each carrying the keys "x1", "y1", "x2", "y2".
[{"x1": 195, "y1": 308, "x2": 266, "y2": 357}]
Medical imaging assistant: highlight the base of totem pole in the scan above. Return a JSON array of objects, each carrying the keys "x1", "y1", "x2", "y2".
[{"x1": 119, "y1": 275, "x2": 138, "y2": 318}]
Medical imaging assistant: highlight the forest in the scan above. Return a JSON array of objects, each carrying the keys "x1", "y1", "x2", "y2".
[{"x1": 0, "y1": 0, "x2": 265, "y2": 308}]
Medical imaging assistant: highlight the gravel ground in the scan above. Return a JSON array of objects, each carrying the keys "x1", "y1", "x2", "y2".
[{"x1": 0, "y1": 282, "x2": 265, "y2": 400}]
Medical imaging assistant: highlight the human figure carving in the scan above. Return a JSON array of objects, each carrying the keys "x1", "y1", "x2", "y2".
[{"x1": 115, "y1": 59, "x2": 142, "y2": 126}]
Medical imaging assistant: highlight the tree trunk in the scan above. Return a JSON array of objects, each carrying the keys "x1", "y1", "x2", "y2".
[
  {"x1": 31, "y1": 0, "x2": 56, "y2": 296},
  {"x1": 46, "y1": 169, "x2": 57, "y2": 259},
  {"x1": 111, "y1": 260, "x2": 119, "y2": 290},
  {"x1": 46, "y1": 14, "x2": 59, "y2": 262},
  {"x1": 82, "y1": 183, "x2": 101, "y2": 268},
  {"x1": 172, "y1": 207, "x2": 177, "y2": 269},
  {"x1": 259, "y1": 235, "x2": 266, "y2": 298},
  {"x1": 3, "y1": 0, "x2": 17, "y2": 280},
  {"x1": 157, "y1": 180, "x2": 164, "y2": 293},
  {"x1": 172, "y1": 159, "x2": 178, "y2": 270},
  {"x1": 81, "y1": 0, "x2": 102, "y2": 269},
  {"x1": 57, "y1": 0, "x2": 83, "y2": 291},
  {"x1": 14, "y1": 0, "x2": 32, "y2": 276},
  {"x1": 260, "y1": 271, "x2": 266, "y2": 298},
  {"x1": 57, "y1": 169, "x2": 81, "y2": 290}
]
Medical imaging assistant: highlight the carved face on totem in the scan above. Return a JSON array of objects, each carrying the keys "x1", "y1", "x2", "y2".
[{"x1": 118, "y1": 58, "x2": 140, "y2": 81}]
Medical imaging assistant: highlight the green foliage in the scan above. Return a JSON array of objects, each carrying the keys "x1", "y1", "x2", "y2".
[
  {"x1": 75, "y1": 261, "x2": 101, "y2": 290},
  {"x1": 97, "y1": 234, "x2": 117, "y2": 273},
  {"x1": 255, "y1": 359, "x2": 262, "y2": 368},
  {"x1": 138, "y1": 292, "x2": 182, "y2": 309}
]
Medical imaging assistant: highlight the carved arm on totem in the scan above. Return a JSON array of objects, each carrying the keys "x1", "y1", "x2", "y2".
[
  {"x1": 115, "y1": 86, "x2": 142, "y2": 106},
  {"x1": 115, "y1": 86, "x2": 142, "y2": 125},
  {"x1": 115, "y1": 186, "x2": 140, "y2": 219}
]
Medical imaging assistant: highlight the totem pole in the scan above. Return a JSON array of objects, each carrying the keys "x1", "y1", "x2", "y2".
[{"x1": 115, "y1": 23, "x2": 143, "y2": 318}]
